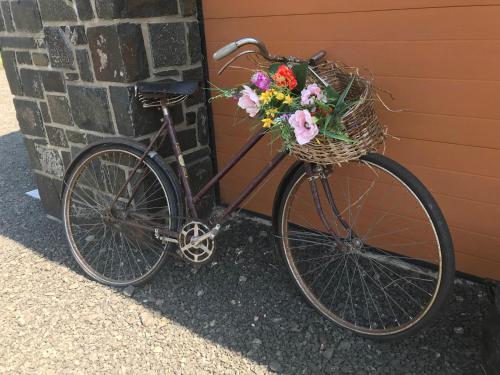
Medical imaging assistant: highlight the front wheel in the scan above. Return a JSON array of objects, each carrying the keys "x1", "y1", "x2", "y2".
[{"x1": 275, "y1": 153, "x2": 455, "y2": 340}]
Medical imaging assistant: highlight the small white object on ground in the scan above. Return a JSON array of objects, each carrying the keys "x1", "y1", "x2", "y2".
[{"x1": 25, "y1": 189, "x2": 40, "y2": 200}]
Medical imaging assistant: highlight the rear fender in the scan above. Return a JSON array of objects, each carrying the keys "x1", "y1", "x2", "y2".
[{"x1": 60, "y1": 139, "x2": 182, "y2": 207}]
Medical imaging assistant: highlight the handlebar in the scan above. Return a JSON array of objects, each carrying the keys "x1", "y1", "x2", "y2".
[
  {"x1": 309, "y1": 50, "x2": 326, "y2": 65},
  {"x1": 213, "y1": 37, "x2": 327, "y2": 66},
  {"x1": 212, "y1": 37, "x2": 327, "y2": 76},
  {"x1": 213, "y1": 38, "x2": 272, "y2": 61}
]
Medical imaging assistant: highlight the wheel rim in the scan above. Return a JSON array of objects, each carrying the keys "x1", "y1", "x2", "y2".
[
  {"x1": 63, "y1": 149, "x2": 172, "y2": 286},
  {"x1": 280, "y1": 160, "x2": 443, "y2": 336}
]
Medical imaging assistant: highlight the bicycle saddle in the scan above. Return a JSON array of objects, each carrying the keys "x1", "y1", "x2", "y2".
[{"x1": 135, "y1": 80, "x2": 199, "y2": 96}]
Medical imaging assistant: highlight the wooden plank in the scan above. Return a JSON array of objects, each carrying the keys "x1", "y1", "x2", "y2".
[
  {"x1": 209, "y1": 100, "x2": 500, "y2": 150},
  {"x1": 207, "y1": 40, "x2": 500, "y2": 81},
  {"x1": 204, "y1": 6, "x2": 500, "y2": 42},
  {"x1": 216, "y1": 147, "x2": 500, "y2": 237},
  {"x1": 208, "y1": 68, "x2": 500, "y2": 120},
  {"x1": 203, "y1": 1, "x2": 500, "y2": 19},
  {"x1": 213, "y1": 115, "x2": 500, "y2": 179}
]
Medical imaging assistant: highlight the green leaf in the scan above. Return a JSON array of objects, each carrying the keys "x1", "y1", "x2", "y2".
[
  {"x1": 292, "y1": 63, "x2": 308, "y2": 92},
  {"x1": 325, "y1": 85, "x2": 339, "y2": 100},
  {"x1": 323, "y1": 113, "x2": 333, "y2": 131},
  {"x1": 333, "y1": 76, "x2": 355, "y2": 117},
  {"x1": 269, "y1": 63, "x2": 281, "y2": 75},
  {"x1": 320, "y1": 129, "x2": 353, "y2": 143}
]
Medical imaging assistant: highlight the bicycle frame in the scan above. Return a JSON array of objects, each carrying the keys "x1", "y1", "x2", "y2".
[
  {"x1": 111, "y1": 102, "x2": 288, "y2": 240},
  {"x1": 164, "y1": 104, "x2": 288, "y2": 222}
]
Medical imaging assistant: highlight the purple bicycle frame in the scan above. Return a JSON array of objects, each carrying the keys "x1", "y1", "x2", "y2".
[{"x1": 161, "y1": 106, "x2": 287, "y2": 222}]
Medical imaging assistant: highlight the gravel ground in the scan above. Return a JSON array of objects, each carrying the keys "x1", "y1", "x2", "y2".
[{"x1": 0, "y1": 71, "x2": 489, "y2": 374}]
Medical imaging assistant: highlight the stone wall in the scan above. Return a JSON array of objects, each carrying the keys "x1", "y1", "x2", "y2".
[{"x1": 0, "y1": 0, "x2": 214, "y2": 219}]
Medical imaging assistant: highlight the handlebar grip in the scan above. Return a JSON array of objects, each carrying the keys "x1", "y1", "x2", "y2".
[
  {"x1": 213, "y1": 42, "x2": 238, "y2": 61},
  {"x1": 309, "y1": 50, "x2": 327, "y2": 65}
]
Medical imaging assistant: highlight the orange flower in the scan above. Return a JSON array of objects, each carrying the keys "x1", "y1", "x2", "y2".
[{"x1": 272, "y1": 65, "x2": 297, "y2": 90}]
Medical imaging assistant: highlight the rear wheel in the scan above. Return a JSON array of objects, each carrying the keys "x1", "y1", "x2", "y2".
[
  {"x1": 275, "y1": 154, "x2": 454, "y2": 339},
  {"x1": 62, "y1": 143, "x2": 182, "y2": 287}
]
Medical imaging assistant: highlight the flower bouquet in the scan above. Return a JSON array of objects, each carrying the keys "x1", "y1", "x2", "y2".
[{"x1": 213, "y1": 61, "x2": 385, "y2": 165}]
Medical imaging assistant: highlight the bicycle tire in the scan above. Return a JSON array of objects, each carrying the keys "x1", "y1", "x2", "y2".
[
  {"x1": 274, "y1": 153, "x2": 455, "y2": 340},
  {"x1": 62, "y1": 141, "x2": 183, "y2": 287}
]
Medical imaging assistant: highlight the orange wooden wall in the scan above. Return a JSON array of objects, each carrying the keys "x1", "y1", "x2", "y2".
[{"x1": 201, "y1": 1, "x2": 500, "y2": 279}]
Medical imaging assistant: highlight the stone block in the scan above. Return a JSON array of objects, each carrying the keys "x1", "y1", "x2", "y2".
[
  {"x1": 20, "y1": 69, "x2": 44, "y2": 99},
  {"x1": 75, "y1": 49, "x2": 94, "y2": 82},
  {"x1": 65, "y1": 73, "x2": 79, "y2": 81},
  {"x1": 40, "y1": 101, "x2": 51, "y2": 123},
  {"x1": 62, "y1": 25, "x2": 87, "y2": 46},
  {"x1": 67, "y1": 85, "x2": 114, "y2": 134},
  {"x1": 87, "y1": 23, "x2": 149, "y2": 83},
  {"x1": 75, "y1": 0, "x2": 94, "y2": 20},
  {"x1": 0, "y1": 36, "x2": 36, "y2": 49},
  {"x1": 32, "y1": 53, "x2": 49, "y2": 66},
  {"x1": 1, "y1": 50, "x2": 22, "y2": 96},
  {"x1": 45, "y1": 125, "x2": 68, "y2": 147},
  {"x1": 197, "y1": 106, "x2": 209, "y2": 146},
  {"x1": 1, "y1": 2, "x2": 14, "y2": 32},
  {"x1": 16, "y1": 51, "x2": 32, "y2": 65},
  {"x1": 0, "y1": 4, "x2": 4, "y2": 31},
  {"x1": 187, "y1": 157, "x2": 214, "y2": 217},
  {"x1": 187, "y1": 22, "x2": 201, "y2": 64},
  {"x1": 38, "y1": 0, "x2": 77, "y2": 22},
  {"x1": 95, "y1": 0, "x2": 177, "y2": 19},
  {"x1": 35, "y1": 173, "x2": 62, "y2": 218},
  {"x1": 65, "y1": 129, "x2": 88, "y2": 144},
  {"x1": 35, "y1": 145, "x2": 64, "y2": 178},
  {"x1": 154, "y1": 70, "x2": 179, "y2": 79},
  {"x1": 149, "y1": 23, "x2": 187, "y2": 67},
  {"x1": 41, "y1": 71, "x2": 65, "y2": 93},
  {"x1": 186, "y1": 111, "x2": 196, "y2": 126},
  {"x1": 186, "y1": 88, "x2": 205, "y2": 107},
  {"x1": 182, "y1": 66, "x2": 204, "y2": 81},
  {"x1": 61, "y1": 150, "x2": 72, "y2": 170},
  {"x1": 109, "y1": 85, "x2": 162, "y2": 137},
  {"x1": 14, "y1": 99, "x2": 45, "y2": 137},
  {"x1": 47, "y1": 95, "x2": 73, "y2": 125},
  {"x1": 157, "y1": 127, "x2": 196, "y2": 157},
  {"x1": 23, "y1": 137, "x2": 47, "y2": 171},
  {"x1": 179, "y1": 0, "x2": 196, "y2": 16},
  {"x1": 44, "y1": 27, "x2": 75, "y2": 69},
  {"x1": 10, "y1": 0, "x2": 42, "y2": 33},
  {"x1": 183, "y1": 147, "x2": 211, "y2": 164}
]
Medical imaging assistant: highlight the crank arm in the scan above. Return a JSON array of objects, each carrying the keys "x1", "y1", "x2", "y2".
[{"x1": 190, "y1": 224, "x2": 221, "y2": 246}]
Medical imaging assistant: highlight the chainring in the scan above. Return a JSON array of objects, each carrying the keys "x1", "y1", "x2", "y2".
[{"x1": 178, "y1": 221, "x2": 215, "y2": 264}]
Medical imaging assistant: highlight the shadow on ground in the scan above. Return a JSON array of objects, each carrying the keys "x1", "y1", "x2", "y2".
[{"x1": 0, "y1": 128, "x2": 488, "y2": 374}]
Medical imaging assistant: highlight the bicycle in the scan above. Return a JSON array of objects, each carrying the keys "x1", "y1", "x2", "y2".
[{"x1": 61, "y1": 38, "x2": 455, "y2": 340}]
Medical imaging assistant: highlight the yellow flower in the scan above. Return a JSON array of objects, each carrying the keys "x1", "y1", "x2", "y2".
[
  {"x1": 275, "y1": 92, "x2": 285, "y2": 101},
  {"x1": 259, "y1": 89, "x2": 275, "y2": 105},
  {"x1": 265, "y1": 108, "x2": 278, "y2": 118},
  {"x1": 262, "y1": 118, "x2": 274, "y2": 128},
  {"x1": 283, "y1": 95, "x2": 293, "y2": 105}
]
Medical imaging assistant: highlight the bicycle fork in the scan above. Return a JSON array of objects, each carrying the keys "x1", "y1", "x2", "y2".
[{"x1": 305, "y1": 163, "x2": 353, "y2": 249}]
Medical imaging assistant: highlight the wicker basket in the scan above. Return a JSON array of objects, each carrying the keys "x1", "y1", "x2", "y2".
[{"x1": 289, "y1": 62, "x2": 385, "y2": 165}]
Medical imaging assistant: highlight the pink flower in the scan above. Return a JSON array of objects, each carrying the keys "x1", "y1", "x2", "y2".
[
  {"x1": 251, "y1": 71, "x2": 271, "y2": 90},
  {"x1": 237, "y1": 85, "x2": 260, "y2": 117},
  {"x1": 300, "y1": 83, "x2": 326, "y2": 106},
  {"x1": 289, "y1": 109, "x2": 318, "y2": 145}
]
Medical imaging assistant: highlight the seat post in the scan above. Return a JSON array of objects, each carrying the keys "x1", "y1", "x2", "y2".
[{"x1": 161, "y1": 103, "x2": 198, "y2": 219}]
